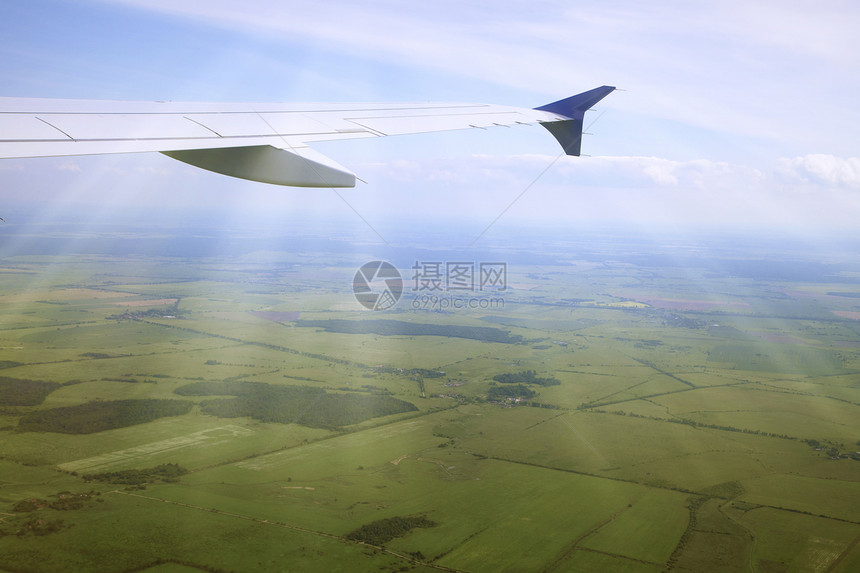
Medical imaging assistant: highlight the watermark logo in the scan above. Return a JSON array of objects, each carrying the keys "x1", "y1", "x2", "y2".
[
  {"x1": 353, "y1": 261, "x2": 403, "y2": 311},
  {"x1": 354, "y1": 261, "x2": 507, "y2": 311}
]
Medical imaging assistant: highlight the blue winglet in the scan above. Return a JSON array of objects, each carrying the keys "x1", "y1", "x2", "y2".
[{"x1": 534, "y1": 85, "x2": 615, "y2": 156}]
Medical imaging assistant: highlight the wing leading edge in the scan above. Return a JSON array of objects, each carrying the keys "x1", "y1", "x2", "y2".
[{"x1": 0, "y1": 86, "x2": 614, "y2": 188}]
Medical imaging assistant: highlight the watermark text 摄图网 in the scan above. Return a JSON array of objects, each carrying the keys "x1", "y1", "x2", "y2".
[{"x1": 411, "y1": 261, "x2": 506, "y2": 292}]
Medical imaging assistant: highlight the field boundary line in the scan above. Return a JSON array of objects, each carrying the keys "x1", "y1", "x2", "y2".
[
  {"x1": 488, "y1": 456, "x2": 860, "y2": 525},
  {"x1": 485, "y1": 455, "x2": 701, "y2": 496},
  {"x1": 587, "y1": 376, "x2": 655, "y2": 406},
  {"x1": 718, "y1": 500, "x2": 758, "y2": 573},
  {"x1": 581, "y1": 380, "x2": 750, "y2": 409},
  {"x1": 630, "y1": 357, "x2": 697, "y2": 388},
  {"x1": 540, "y1": 510, "x2": 622, "y2": 572},
  {"x1": 737, "y1": 501, "x2": 860, "y2": 526},
  {"x1": 575, "y1": 547, "x2": 665, "y2": 569},
  {"x1": 136, "y1": 318, "x2": 372, "y2": 369},
  {"x1": 108, "y1": 490, "x2": 468, "y2": 572},
  {"x1": 824, "y1": 531, "x2": 860, "y2": 572},
  {"x1": 523, "y1": 411, "x2": 567, "y2": 430},
  {"x1": 585, "y1": 409, "x2": 803, "y2": 441}
]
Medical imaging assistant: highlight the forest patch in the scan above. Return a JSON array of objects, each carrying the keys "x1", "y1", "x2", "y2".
[
  {"x1": 17, "y1": 399, "x2": 192, "y2": 434},
  {"x1": 175, "y1": 381, "x2": 417, "y2": 429},
  {"x1": 0, "y1": 377, "x2": 61, "y2": 406}
]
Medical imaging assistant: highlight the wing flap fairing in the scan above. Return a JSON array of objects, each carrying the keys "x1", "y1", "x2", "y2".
[{"x1": 162, "y1": 145, "x2": 356, "y2": 188}]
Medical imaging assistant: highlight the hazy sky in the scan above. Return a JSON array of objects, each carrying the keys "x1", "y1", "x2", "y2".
[{"x1": 2, "y1": 0, "x2": 859, "y2": 240}]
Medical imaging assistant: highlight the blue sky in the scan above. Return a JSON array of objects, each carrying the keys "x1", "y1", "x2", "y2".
[{"x1": 2, "y1": 0, "x2": 860, "y2": 240}]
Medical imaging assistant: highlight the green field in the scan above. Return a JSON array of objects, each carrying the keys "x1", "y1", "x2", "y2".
[{"x1": 0, "y1": 231, "x2": 858, "y2": 572}]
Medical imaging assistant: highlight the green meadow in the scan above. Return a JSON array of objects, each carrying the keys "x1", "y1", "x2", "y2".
[{"x1": 0, "y1": 233, "x2": 858, "y2": 572}]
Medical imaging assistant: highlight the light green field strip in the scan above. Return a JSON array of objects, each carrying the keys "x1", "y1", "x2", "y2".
[{"x1": 57, "y1": 425, "x2": 254, "y2": 473}]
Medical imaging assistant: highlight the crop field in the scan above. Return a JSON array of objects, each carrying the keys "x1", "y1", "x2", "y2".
[{"x1": 0, "y1": 229, "x2": 858, "y2": 572}]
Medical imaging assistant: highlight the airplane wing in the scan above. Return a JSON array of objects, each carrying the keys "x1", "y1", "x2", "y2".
[{"x1": 0, "y1": 86, "x2": 614, "y2": 188}]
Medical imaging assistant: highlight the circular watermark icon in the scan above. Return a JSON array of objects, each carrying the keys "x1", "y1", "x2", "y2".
[{"x1": 353, "y1": 261, "x2": 402, "y2": 311}]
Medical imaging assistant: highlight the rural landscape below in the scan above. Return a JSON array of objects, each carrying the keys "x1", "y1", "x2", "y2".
[{"x1": 0, "y1": 220, "x2": 858, "y2": 572}]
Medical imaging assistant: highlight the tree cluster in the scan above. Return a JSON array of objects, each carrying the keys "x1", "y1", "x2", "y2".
[
  {"x1": 14, "y1": 491, "x2": 100, "y2": 512},
  {"x1": 295, "y1": 319, "x2": 525, "y2": 344},
  {"x1": 83, "y1": 463, "x2": 188, "y2": 485},
  {"x1": 175, "y1": 381, "x2": 417, "y2": 429},
  {"x1": 493, "y1": 370, "x2": 559, "y2": 386},
  {"x1": 487, "y1": 384, "x2": 536, "y2": 400},
  {"x1": 17, "y1": 399, "x2": 192, "y2": 434},
  {"x1": 345, "y1": 515, "x2": 437, "y2": 546},
  {"x1": 0, "y1": 377, "x2": 60, "y2": 406},
  {"x1": 14, "y1": 517, "x2": 64, "y2": 537},
  {"x1": 407, "y1": 368, "x2": 445, "y2": 378},
  {"x1": 3, "y1": 491, "x2": 100, "y2": 538},
  {"x1": 107, "y1": 300, "x2": 187, "y2": 321}
]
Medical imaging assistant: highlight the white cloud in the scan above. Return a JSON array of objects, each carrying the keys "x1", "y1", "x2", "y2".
[
  {"x1": 337, "y1": 150, "x2": 860, "y2": 231},
  {"x1": 515, "y1": 155, "x2": 751, "y2": 191},
  {"x1": 642, "y1": 162, "x2": 678, "y2": 186},
  {"x1": 57, "y1": 161, "x2": 81, "y2": 172},
  {"x1": 3, "y1": 147, "x2": 860, "y2": 232},
  {"x1": 775, "y1": 154, "x2": 860, "y2": 188}
]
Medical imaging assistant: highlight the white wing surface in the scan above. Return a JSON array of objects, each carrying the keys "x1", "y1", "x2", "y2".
[{"x1": 0, "y1": 86, "x2": 614, "y2": 187}]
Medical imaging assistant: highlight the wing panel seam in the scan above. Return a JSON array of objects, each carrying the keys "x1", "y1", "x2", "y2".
[
  {"x1": 183, "y1": 116, "x2": 222, "y2": 137},
  {"x1": 34, "y1": 117, "x2": 75, "y2": 141},
  {"x1": 0, "y1": 132, "x2": 340, "y2": 144}
]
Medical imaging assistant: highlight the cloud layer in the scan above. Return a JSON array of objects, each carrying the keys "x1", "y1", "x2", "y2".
[
  {"x1": 101, "y1": 0, "x2": 860, "y2": 155},
  {"x1": 776, "y1": 155, "x2": 860, "y2": 188}
]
